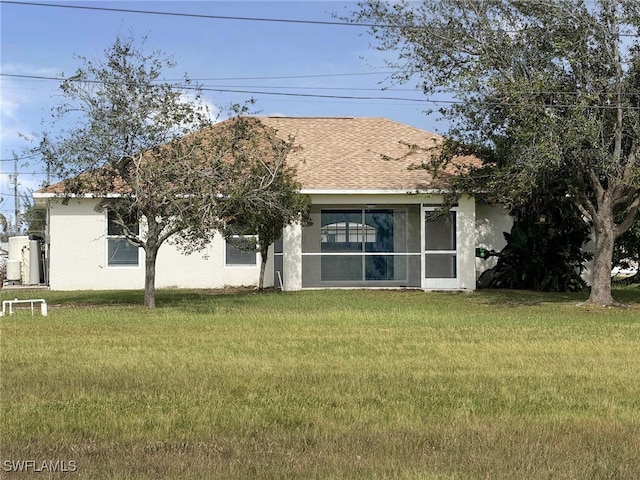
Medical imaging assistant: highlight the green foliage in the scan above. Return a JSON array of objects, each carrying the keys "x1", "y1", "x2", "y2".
[
  {"x1": 218, "y1": 116, "x2": 311, "y2": 289},
  {"x1": 479, "y1": 180, "x2": 592, "y2": 292},
  {"x1": 34, "y1": 35, "x2": 217, "y2": 307},
  {"x1": 33, "y1": 38, "x2": 299, "y2": 306},
  {"x1": 614, "y1": 217, "x2": 640, "y2": 283},
  {"x1": 0, "y1": 213, "x2": 9, "y2": 242},
  {"x1": 20, "y1": 191, "x2": 46, "y2": 237},
  {"x1": 481, "y1": 221, "x2": 591, "y2": 292},
  {"x1": 352, "y1": 0, "x2": 640, "y2": 305}
]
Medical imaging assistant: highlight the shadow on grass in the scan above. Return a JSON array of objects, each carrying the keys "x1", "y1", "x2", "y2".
[
  {"x1": 3, "y1": 285, "x2": 639, "y2": 311},
  {"x1": 476, "y1": 286, "x2": 640, "y2": 307},
  {"x1": 0, "y1": 286, "x2": 272, "y2": 310}
]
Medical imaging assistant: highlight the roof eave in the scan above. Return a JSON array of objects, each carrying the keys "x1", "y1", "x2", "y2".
[
  {"x1": 33, "y1": 189, "x2": 451, "y2": 199},
  {"x1": 32, "y1": 192, "x2": 125, "y2": 199},
  {"x1": 301, "y1": 188, "x2": 447, "y2": 195}
]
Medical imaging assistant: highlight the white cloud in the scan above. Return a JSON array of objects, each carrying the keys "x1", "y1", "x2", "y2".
[
  {"x1": 0, "y1": 64, "x2": 60, "y2": 145},
  {"x1": 174, "y1": 92, "x2": 221, "y2": 129}
]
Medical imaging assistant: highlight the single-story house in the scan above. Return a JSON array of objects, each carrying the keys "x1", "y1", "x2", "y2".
[{"x1": 33, "y1": 116, "x2": 512, "y2": 291}]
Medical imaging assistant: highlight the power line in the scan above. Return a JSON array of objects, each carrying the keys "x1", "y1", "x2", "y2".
[
  {"x1": 2, "y1": 0, "x2": 639, "y2": 37},
  {"x1": 0, "y1": 153, "x2": 40, "y2": 163},
  {"x1": 6, "y1": 70, "x2": 640, "y2": 99},
  {"x1": 4, "y1": 72, "x2": 640, "y2": 110},
  {"x1": 0, "y1": 1, "x2": 381, "y2": 28},
  {"x1": 0, "y1": 73, "x2": 433, "y2": 103},
  {"x1": 0, "y1": 72, "x2": 396, "y2": 83},
  {"x1": 169, "y1": 72, "x2": 397, "y2": 81}
]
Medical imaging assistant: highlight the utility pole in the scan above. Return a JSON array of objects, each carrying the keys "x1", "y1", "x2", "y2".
[{"x1": 10, "y1": 153, "x2": 19, "y2": 234}]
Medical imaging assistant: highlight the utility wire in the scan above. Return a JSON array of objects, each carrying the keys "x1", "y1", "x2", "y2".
[
  {"x1": 6, "y1": 72, "x2": 640, "y2": 98},
  {"x1": 0, "y1": 73, "x2": 434, "y2": 103},
  {"x1": 3, "y1": 73, "x2": 640, "y2": 110},
  {"x1": 1, "y1": 72, "x2": 396, "y2": 83},
  {"x1": 2, "y1": 0, "x2": 640, "y2": 36},
  {"x1": 0, "y1": 1, "x2": 382, "y2": 27},
  {"x1": 0, "y1": 153, "x2": 40, "y2": 162},
  {"x1": 165, "y1": 72, "x2": 397, "y2": 81}
]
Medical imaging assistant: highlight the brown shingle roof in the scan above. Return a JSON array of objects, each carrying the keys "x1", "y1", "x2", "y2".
[
  {"x1": 38, "y1": 116, "x2": 477, "y2": 194},
  {"x1": 260, "y1": 116, "x2": 470, "y2": 191}
]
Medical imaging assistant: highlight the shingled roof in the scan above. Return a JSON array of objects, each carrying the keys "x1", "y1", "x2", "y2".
[
  {"x1": 37, "y1": 116, "x2": 476, "y2": 194},
  {"x1": 260, "y1": 116, "x2": 458, "y2": 191}
]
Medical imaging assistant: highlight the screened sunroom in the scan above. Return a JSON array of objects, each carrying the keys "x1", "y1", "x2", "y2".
[{"x1": 290, "y1": 200, "x2": 471, "y2": 290}]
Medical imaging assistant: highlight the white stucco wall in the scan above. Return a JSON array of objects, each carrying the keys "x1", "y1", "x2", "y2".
[
  {"x1": 456, "y1": 195, "x2": 477, "y2": 290},
  {"x1": 43, "y1": 194, "x2": 509, "y2": 292},
  {"x1": 46, "y1": 198, "x2": 268, "y2": 290},
  {"x1": 475, "y1": 204, "x2": 513, "y2": 278},
  {"x1": 282, "y1": 222, "x2": 302, "y2": 291}
]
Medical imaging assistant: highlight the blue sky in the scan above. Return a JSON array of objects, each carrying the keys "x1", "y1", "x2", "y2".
[{"x1": 0, "y1": 1, "x2": 437, "y2": 223}]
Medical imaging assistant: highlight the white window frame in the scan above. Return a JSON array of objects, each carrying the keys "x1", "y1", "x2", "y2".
[
  {"x1": 421, "y1": 206, "x2": 458, "y2": 289},
  {"x1": 105, "y1": 210, "x2": 140, "y2": 268}
]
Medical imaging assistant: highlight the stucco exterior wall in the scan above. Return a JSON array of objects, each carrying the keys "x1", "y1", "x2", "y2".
[
  {"x1": 47, "y1": 198, "x2": 267, "y2": 290},
  {"x1": 43, "y1": 194, "x2": 504, "y2": 292},
  {"x1": 456, "y1": 195, "x2": 477, "y2": 290},
  {"x1": 475, "y1": 204, "x2": 513, "y2": 278}
]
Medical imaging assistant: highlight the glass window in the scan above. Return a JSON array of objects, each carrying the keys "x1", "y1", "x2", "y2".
[
  {"x1": 106, "y1": 210, "x2": 139, "y2": 266},
  {"x1": 107, "y1": 238, "x2": 139, "y2": 266},
  {"x1": 321, "y1": 255, "x2": 362, "y2": 281},
  {"x1": 321, "y1": 210, "x2": 365, "y2": 251},
  {"x1": 365, "y1": 254, "x2": 395, "y2": 280},
  {"x1": 107, "y1": 210, "x2": 139, "y2": 236},
  {"x1": 226, "y1": 236, "x2": 257, "y2": 266},
  {"x1": 274, "y1": 236, "x2": 283, "y2": 254},
  {"x1": 364, "y1": 210, "x2": 394, "y2": 252},
  {"x1": 316, "y1": 209, "x2": 408, "y2": 283},
  {"x1": 273, "y1": 234, "x2": 284, "y2": 288}
]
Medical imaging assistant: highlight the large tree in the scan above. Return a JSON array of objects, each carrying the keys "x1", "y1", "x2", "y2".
[
  {"x1": 352, "y1": 0, "x2": 640, "y2": 306},
  {"x1": 36, "y1": 37, "x2": 297, "y2": 307},
  {"x1": 218, "y1": 116, "x2": 310, "y2": 290}
]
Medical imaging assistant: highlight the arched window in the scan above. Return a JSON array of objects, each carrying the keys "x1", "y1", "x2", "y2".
[{"x1": 321, "y1": 221, "x2": 376, "y2": 244}]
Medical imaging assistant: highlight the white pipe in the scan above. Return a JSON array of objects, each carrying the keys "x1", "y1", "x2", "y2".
[{"x1": 0, "y1": 298, "x2": 48, "y2": 316}]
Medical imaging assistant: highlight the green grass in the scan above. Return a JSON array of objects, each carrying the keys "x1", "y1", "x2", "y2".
[{"x1": 1, "y1": 288, "x2": 640, "y2": 479}]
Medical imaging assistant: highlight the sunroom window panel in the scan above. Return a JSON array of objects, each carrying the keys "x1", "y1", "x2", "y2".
[
  {"x1": 303, "y1": 206, "x2": 420, "y2": 286},
  {"x1": 425, "y1": 254, "x2": 457, "y2": 279},
  {"x1": 321, "y1": 255, "x2": 362, "y2": 281},
  {"x1": 424, "y1": 210, "x2": 457, "y2": 280},
  {"x1": 364, "y1": 210, "x2": 394, "y2": 252},
  {"x1": 424, "y1": 212, "x2": 456, "y2": 251},
  {"x1": 321, "y1": 210, "x2": 364, "y2": 252},
  {"x1": 365, "y1": 255, "x2": 395, "y2": 280}
]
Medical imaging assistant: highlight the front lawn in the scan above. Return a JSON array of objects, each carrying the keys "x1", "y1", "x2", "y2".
[{"x1": 1, "y1": 288, "x2": 639, "y2": 479}]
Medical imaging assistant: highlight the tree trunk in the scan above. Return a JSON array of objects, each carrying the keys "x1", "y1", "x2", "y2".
[
  {"x1": 144, "y1": 244, "x2": 158, "y2": 308},
  {"x1": 258, "y1": 245, "x2": 269, "y2": 291},
  {"x1": 588, "y1": 212, "x2": 617, "y2": 306}
]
